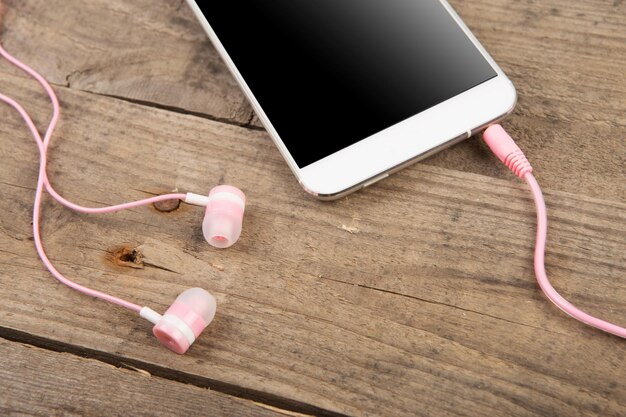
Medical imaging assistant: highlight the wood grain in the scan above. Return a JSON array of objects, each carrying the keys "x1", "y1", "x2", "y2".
[
  {"x1": 0, "y1": 339, "x2": 291, "y2": 417},
  {"x1": 0, "y1": 0, "x2": 624, "y2": 200},
  {"x1": 0, "y1": 68, "x2": 624, "y2": 416},
  {"x1": 0, "y1": 0, "x2": 255, "y2": 126}
]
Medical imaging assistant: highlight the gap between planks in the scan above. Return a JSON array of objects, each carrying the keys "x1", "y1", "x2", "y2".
[{"x1": 0, "y1": 328, "x2": 346, "y2": 417}]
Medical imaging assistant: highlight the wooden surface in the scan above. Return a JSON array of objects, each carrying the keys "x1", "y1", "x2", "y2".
[
  {"x1": 0, "y1": 0, "x2": 624, "y2": 416},
  {"x1": 0, "y1": 340, "x2": 287, "y2": 417}
]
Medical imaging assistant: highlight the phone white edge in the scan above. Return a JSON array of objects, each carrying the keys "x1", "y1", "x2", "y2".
[{"x1": 185, "y1": 0, "x2": 517, "y2": 200}]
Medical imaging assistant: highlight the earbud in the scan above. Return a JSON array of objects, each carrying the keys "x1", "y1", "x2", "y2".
[
  {"x1": 202, "y1": 185, "x2": 246, "y2": 248},
  {"x1": 143, "y1": 288, "x2": 217, "y2": 354},
  {"x1": 184, "y1": 185, "x2": 246, "y2": 248}
]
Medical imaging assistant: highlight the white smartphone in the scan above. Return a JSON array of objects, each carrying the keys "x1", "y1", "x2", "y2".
[{"x1": 186, "y1": 0, "x2": 516, "y2": 199}]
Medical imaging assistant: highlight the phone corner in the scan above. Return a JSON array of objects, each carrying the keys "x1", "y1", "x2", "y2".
[
  {"x1": 501, "y1": 76, "x2": 518, "y2": 115},
  {"x1": 297, "y1": 177, "x2": 355, "y2": 201},
  {"x1": 483, "y1": 76, "x2": 517, "y2": 131}
]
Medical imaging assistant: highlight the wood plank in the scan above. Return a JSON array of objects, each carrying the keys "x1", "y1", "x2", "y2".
[
  {"x1": 0, "y1": 0, "x2": 255, "y2": 125},
  {"x1": 0, "y1": 0, "x2": 624, "y2": 200},
  {"x1": 0, "y1": 339, "x2": 291, "y2": 417},
  {"x1": 0, "y1": 70, "x2": 624, "y2": 416}
]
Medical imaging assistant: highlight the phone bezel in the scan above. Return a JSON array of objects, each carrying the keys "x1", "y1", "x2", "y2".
[{"x1": 185, "y1": 0, "x2": 516, "y2": 199}]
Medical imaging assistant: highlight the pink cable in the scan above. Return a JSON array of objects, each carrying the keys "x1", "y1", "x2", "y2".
[
  {"x1": 0, "y1": 43, "x2": 185, "y2": 312},
  {"x1": 484, "y1": 125, "x2": 625, "y2": 339},
  {"x1": 525, "y1": 173, "x2": 626, "y2": 338}
]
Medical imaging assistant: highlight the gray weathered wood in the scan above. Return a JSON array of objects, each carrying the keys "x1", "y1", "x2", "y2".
[
  {"x1": 0, "y1": 339, "x2": 291, "y2": 417},
  {"x1": 0, "y1": 0, "x2": 255, "y2": 125}
]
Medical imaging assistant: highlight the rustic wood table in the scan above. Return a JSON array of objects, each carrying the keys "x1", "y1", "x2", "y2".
[{"x1": 1, "y1": 1, "x2": 624, "y2": 416}]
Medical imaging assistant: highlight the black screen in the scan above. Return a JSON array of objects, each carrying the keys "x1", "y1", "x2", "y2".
[{"x1": 197, "y1": 0, "x2": 497, "y2": 167}]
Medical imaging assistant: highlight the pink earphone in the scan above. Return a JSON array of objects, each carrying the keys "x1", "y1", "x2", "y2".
[
  {"x1": 0, "y1": 40, "x2": 623, "y2": 354},
  {"x1": 0, "y1": 43, "x2": 246, "y2": 354}
]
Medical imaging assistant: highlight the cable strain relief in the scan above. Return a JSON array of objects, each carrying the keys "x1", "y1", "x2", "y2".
[
  {"x1": 184, "y1": 192, "x2": 211, "y2": 207},
  {"x1": 483, "y1": 124, "x2": 533, "y2": 179},
  {"x1": 140, "y1": 306, "x2": 162, "y2": 325},
  {"x1": 504, "y1": 150, "x2": 533, "y2": 178}
]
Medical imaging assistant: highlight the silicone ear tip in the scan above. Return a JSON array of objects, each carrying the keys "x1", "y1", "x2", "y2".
[
  {"x1": 176, "y1": 288, "x2": 217, "y2": 324},
  {"x1": 203, "y1": 212, "x2": 241, "y2": 248},
  {"x1": 153, "y1": 321, "x2": 191, "y2": 354},
  {"x1": 203, "y1": 185, "x2": 246, "y2": 248}
]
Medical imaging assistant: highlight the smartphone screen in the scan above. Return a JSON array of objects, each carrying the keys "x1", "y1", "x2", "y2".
[{"x1": 198, "y1": 0, "x2": 497, "y2": 168}]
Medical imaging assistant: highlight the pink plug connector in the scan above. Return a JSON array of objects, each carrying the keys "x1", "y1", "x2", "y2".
[{"x1": 483, "y1": 124, "x2": 532, "y2": 178}]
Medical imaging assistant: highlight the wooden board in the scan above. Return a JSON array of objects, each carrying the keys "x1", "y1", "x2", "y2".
[
  {"x1": 1, "y1": 69, "x2": 624, "y2": 416},
  {"x1": 0, "y1": 0, "x2": 625, "y2": 416},
  {"x1": 0, "y1": 339, "x2": 290, "y2": 417},
  {"x1": 0, "y1": 0, "x2": 256, "y2": 126}
]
